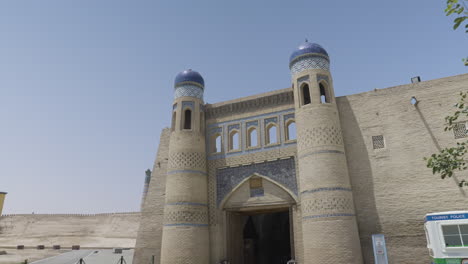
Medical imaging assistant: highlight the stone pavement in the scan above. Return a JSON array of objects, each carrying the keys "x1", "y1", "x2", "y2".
[{"x1": 30, "y1": 250, "x2": 94, "y2": 264}]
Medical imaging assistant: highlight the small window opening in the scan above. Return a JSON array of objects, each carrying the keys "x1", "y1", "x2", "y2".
[
  {"x1": 229, "y1": 131, "x2": 240, "y2": 150},
  {"x1": 302, "y1": 84, "x2": 311, "y2": 105},
  {"x1": 267, "y1": 125, "x2": 277, "y2": 145},
  {"x1": 372, "y1": 135, "x2": 385, "y2": 149},
  {"x1": 248, "y1": 128, "x2": 258, "y2": 147},
  {"x1": 171, "y1": 112, "x2": 176, "y2": 131},
  {"x1": 319, "y1": 83, "x2": 330, "y2": 103},
  {"x1": 184, "y1": 109, "x2": 192, "y2": 129},
  {"x1": 286, "y1": 121, "x2": 296, "y2": 140},
  {"x1": 214, "y1": 135, "x2": 222, "y2": 153}
]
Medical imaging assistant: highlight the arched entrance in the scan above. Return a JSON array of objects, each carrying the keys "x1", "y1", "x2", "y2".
[{"x1": 222, "y1": 174, "x2": 297, "y2": 264}]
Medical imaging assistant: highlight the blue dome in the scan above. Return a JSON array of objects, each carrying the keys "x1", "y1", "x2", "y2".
[
  {"x1": 174, "y1": 69, "x2": 204, "y2": 88},
  {"x1": 289, "y1": 42, "x2": 329, "y2": 64}
]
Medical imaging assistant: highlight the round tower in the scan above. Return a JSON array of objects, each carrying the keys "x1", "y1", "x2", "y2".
[
  {"x1": 0, "y1": 192, "x2": 7, "y2": 215},
  {"x1": 160, "y1": 69, "x2": 209, "y2": 264},
  {"x1": 290, "y1": 41, "x2": 363, "y2": 263}
]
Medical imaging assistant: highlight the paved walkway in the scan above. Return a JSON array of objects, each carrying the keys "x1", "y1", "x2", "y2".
[
  {"x1": 83, "y1": 249, "x2": 133, "y2": 263},
  {"x1": 29, "y1": 249, "x2": 133, "y2": 264},
  {"x1": 31, "y1": 250, "x2": 94, "y2": 264}
]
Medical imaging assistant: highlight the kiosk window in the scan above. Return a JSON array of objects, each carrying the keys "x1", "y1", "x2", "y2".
[{"x1": 442, "y1": 224, "x2": 468, "y2": 247}]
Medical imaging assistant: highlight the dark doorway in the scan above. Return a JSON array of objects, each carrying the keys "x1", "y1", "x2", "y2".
[{"x1": 242, "y1": 211, "x2": 291, "y2": 264}]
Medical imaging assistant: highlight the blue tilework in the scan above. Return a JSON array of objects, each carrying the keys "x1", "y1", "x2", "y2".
[
  {"x1": 264, "y1": 117, "x2": 278, "y2": 125},
  {"x1": 284, "y1": 113, "x2": 295, "y2": 121},
  {"x1": 207, "y1": 109, "x2": 294, "y2": 128},
  {"x1": 174, "y1": 69, "x2": 204, "y2": 88},
  {"x1": 297, "y1": 75, "x2": 309, "y2": 83},
  {"x1": 290, "y1": 56, "x2": 330, "y2": 75},
  {"x1": 216, "y1": 158, "x2": 297, "y2": 206},
  {"x1": 250, "y1": 188, "x2": 264, "y2": 197},
  {"x1": 210, "y1": 127, "x2": 222, "y2": 134},
  {"x1": 174, "y1": 85, "x2": 204, "y2": 100},
  {"x1": 303, "y1": 213, "x2": 355, "y2": 220},
  {"x1": 289, "y1": 42, "x2": 329, "y2": 64},
  {"x1": 228, "y1": 124, "x2": 240, "y2": 132},
  {"x1": 246, "y1": 120, "x2": 258, "y2": 128},
  {"x1": 317, "y1": 74, "x2": 329, "y2": 83},
  {"x1": 206, "y1": 110, "x2": 296, "y2": 160},
  {"x1": 301, "y1": 187, "x2": 352, "y2": 195},
  {"x1": 182, "y1": 101, "x2": 195, "y2": 110}
]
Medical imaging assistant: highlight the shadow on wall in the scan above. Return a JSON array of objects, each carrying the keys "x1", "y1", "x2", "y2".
[
  {"x1": 337, "y1": 97, "x2": 382, "y2": 263},
  {"x1": 415, "y1": 106, "x2": 466, "y2": 195}
]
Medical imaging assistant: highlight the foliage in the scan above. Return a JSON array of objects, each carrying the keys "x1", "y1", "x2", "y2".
[
  {"x1": 425, "y1": 92, "x2": 468, "y2": 186},
  {"x1": 445, "y1": 0, "x2": 468, "y2": 66}
]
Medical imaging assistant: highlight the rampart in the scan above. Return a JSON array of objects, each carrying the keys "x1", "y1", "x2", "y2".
[{"x1": 0, "y1": 212, "x2": 140, "y2": 248}]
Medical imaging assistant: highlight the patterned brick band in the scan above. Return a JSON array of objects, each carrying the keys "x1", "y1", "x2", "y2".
[
  {"x1": 167, "y1": 170, "x2": 207, "y2": 176},
  {"x1": 303, "y1": 213, "x2": 356, "y2": 220},
  {"x1": 166, "y1": 202, "x2": 208, "y2": 207},
  {"x1": 301, "y1": 187, "x2": 352, "y2": 195},
  {"x1": 298, "y1": 150, "x2": 344, "y2": 159},
  {"x1": 163, "y1": 223, "x2": 209, "y2": 227}
]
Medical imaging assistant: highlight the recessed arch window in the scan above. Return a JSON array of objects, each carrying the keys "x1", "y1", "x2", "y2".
[
  {"x1": 183, "y1": 109, "x2": 192, "y2": 129},
  {"x1": 266, "y1": 124, "x2": 278, "y2": 145},
  {"x1": 301, "y1": 83, "x2": 311, "y2": 105},
  {"x1": 229, "y1": 130, "x2": 240, "y2": 151},
  {"x1": 247, "y1": 127, "x2": 258, "y2": 147},
  {"x1": 286, "y1": 120, "x2": 296, "y2": 141},
  {"x1": 319, "y1": 82, "x2": 330, "y2": 103},
  {"x1": 212, "y1": 134, "x2": 222, "y2": 153}
]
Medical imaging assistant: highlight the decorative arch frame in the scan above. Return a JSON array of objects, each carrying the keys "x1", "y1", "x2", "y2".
[
  {"x1": 265, "y1": 122, "x2": 279, "y2": 145},
  {"x1": 246, "y1": 126, "x2": 259, "y2": 148},
  {"x1": 318, "y1": 80, "x2": 332, "y2": 104},
  {"x1": 300, "y1": 82, "x2": 311, "y2": 106},
  {"x1": 285, "y1": 119, "x2": 296, "y2": 142},
  {"x1": 211, "y1": 132, "x2": 223, "y2": 153},
  {"x1": 228, "y1": 129, "x2": 241, "y2": 151},
  {"x1": 219, "y1": 173, "x2": 299, "y2": 210}
]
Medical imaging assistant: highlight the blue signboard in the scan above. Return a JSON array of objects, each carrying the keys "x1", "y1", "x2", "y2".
[{"x1": 426, "y1": 213, "x2": 468, "y2": 222}]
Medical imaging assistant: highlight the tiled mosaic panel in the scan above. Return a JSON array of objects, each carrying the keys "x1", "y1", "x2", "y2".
[
  {"x1": 454, "y1": 122, "x2": 468, "y2": 139},
  {"x1": 174, "y1": 85, "x2": 204, "y2": 99},
  {"x1": 182, "y1": 101, "x2": 194, "y2": 109},
  {"x1": 290, "y1": 56, "x2": 330, "y2": 75},
  {"x1": 216, "y1": 157, "x2": 297, "y2": 206},
  {"x1": 372, "y1": 135, "x2": 385, "y2": 149},
  {"x1": 228, "y1": 124, "x2": 240, "y2": 132},
  {"x1": 316, "y1": 74, "x2": 329, "y2": 83},
  {"x1": 246, "y1": 120, "x2": 258, "y2": 128}
]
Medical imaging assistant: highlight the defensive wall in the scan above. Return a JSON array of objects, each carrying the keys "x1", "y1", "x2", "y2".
[
  {"x1": 134, "y1": 73, "x2": 468, "y2": 264},
  {"x1": 0, "y1": 212, "x2": 140, "y2": 248}
]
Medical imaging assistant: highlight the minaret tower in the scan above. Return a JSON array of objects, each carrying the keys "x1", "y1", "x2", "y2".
[
  {"x1": 160, "y1": 70, "x2": 209, "y2": 264},
  {"x1": 289, "y1": 42, "x2": 363, "y2": 263}
]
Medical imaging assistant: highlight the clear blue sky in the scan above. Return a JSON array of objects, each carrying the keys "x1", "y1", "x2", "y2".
[{"x1": 1, "y1": 0, "x2": 466, "y2": 214}]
